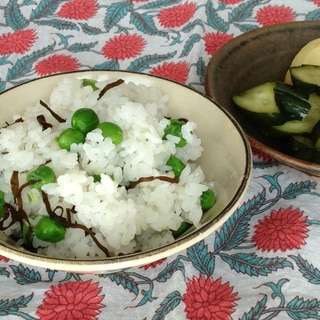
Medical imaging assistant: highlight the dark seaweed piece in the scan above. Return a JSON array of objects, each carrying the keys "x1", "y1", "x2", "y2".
[
  {"x1": 0, "y1": 170, "x2": 111, "y2": 257},
  {"x1": 164, "y1": 117, "x2": 188, "y2": 123},
  {"x1": 2, "y1": 117, "x2": 24, "y2": 128},
  {"x1": 1, "y1": 171, "x2": 111, "y2": 257},
  {"x1": 178, "y1": 118, "x2": 188, "y2": 123},
  {"x1": 0, "y1": 171, "x2": 36, "y2": 249},
  {"x1": 41, "y1": 192, "x2": 110, "y2": 257},
  {"x1": 97, "y1": 79, "x2": 124, "y2": 100},
  {"x1": 125, "y1": 175, "x2": 179, "y2": 190},
  {"x1": 39, "y1": 100, "x2": 66, "y2": 123},
  {"x1": 37, "y1": 115, "x2": 53, "y2": 130}
]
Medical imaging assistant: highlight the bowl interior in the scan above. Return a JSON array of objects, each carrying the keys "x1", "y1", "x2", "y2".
[
  {"x1": 0, "y1": 71, "x2": 251, "y2": 272},
  {"x1": 205, "y1": 21, "x2": 320, "y2": 176}
]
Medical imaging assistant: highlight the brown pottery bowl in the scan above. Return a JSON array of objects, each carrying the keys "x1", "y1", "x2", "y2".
[
  {"x1": 205, "y1": 21, "x2": 320, "y2": 176},
  {"x1": 0, "y1": 70, "x2": 252, "y2": 272}
]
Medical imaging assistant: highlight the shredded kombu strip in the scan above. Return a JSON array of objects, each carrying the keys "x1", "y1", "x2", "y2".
[
  {"x1": 41, "y1": 192, "x2": 110, "y2": 257},
  {"x1": 39, "y1": 100, "x2": 66, "y2": 123},
  {"x1": 37, "y1": 115, "x2": 53, "y2": 131},
  {"x1": 165, "y1": 117, "x2": 188, "y2": 123},
  {"x1": 0, "y1": 171, "x2": 35, "y2": 248},
  {"x1": 97, "y1": 79, "x2": 124, "y2": 100},
  {"x1": 2, "y1": 117, "x2": 24, "y2": 128},
  {"x1": 0, "y1": 170, "x2": 179, "y2": 257},
  {"x1": 0, "y1": 79, "x2": 186, "y2": 257},
  {"x1": 126, "y1": 176, "x2": 179, "y2": 190},
  {"x1": 0, "y1": 171, "x2": 112, "y2": 256}
]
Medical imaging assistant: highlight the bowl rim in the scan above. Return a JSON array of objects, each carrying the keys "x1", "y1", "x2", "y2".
[
  {"x1": 205, "y1": 20, "x2": 320, "y2": 177},
  {"x1": 0, "y1": 70, "x2": 252, "y2": 272}
]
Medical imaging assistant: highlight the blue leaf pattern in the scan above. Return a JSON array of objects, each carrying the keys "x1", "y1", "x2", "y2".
[
  {"x1": 67, "y1": 41, "x2": 99, "y2": 53},
  {"x1": 220, "y1": 253, "x2": 293, "y2": 276},
  {"x1": 290, "y1": 255, "x2": 320, "y2": 285},
  {"x1": 130, "y1": 12, "x2": 168, "y2": 38},
  {"x1": 239, "y1": 295, "x2": 267, "y2": 320},
  {"x1": 127, "y1": 51, "x2": 177, "y2": 72},
  {"x1": 106, "y1": 271, "x2": 139, "y2": 296},
  {"x1": 34, "y1": 18, "x2": 80, "y2": 31},
  {"x1": 79, "y1": 22, "x2": 103, "y2": 35},
  {"x1": 0, "y1": 294, "x2": 34, "y2": 318},
  {"x1": 228, "y1": 0, "x2": 266, "y2": 24},
  {"x1": 152, "y1": 291, "x2": 183, "y2": 320},
  {"x1": 179, "y1": 33, "x2": 201, "y2": 58},
  {"x1": 287, "y1": 297, "x2": 320, "y2": 319},
  {"x1": 187, "y1": 240, "x2": 215, "y2": 276},
  {"x1": 10, "y1": 264, "x2": 42, "y2": 285},
  {"x1": 29, "y1": 0, "x2": 65, "y2": 20},
  {"x1": 214, "y1": 190, "x2": 266, "y2": 251},
  {"x1": 5, "y1": 0, "x2": 29, "y2": 30},
  {"x1": 205, "y1": 1, "x2": 229, "y2": 32},
  {"x1": 6, "y1": 42, "x2": 56, "y2": 81},
  {"x1": 1, "y1": 1, "x2": 320, "y2": 319},
  {"x1": 155, "y1": 260, "x2": 185, "y2": 282},
  {"x1": 104, "y1": 1, "x2": 132, "y2": 32},
  {"x1": 139, "y1": 0, "x2": 181, "y2": 10}
]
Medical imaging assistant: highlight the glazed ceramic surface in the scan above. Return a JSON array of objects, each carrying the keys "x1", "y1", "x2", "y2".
[
  {"x1": 0, "y1": 70, "x2": 252, "y2": 272},
  {"x1": 205, "y1": 21, "x2": 320, "y2": 176}
]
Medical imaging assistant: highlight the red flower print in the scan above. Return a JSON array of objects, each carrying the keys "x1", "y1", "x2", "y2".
[
  {"x1": 203, "y1": 32, "x2": 233, "y2": 56},
  {"x1": 35, "y1": 54, "x2": 80, "y2": 76},
  {"x1": 102, "y1": 34, "x2": 145, "y2": 60},
  {"x1": 0, "y1": 255, "x2": 9, "y2": 263},
  {"x1": 141, "y1": 258, "x2": 167, "y2": 270},
  {"x1": 220, "y1": 0, "x2": 243, "y2": 4},
  {"x1": 0, "y1": 29, "x2": 37, "y2": 55},
  {"x1": 183, "y1": 275, "x2": 238, "y2": 320},
  {"x1": 252, "y1": 206, "x2": 309, "y2": 252},
  {"x1": 158, "y1": 3, "x2": 196, "y2": 28},
  {"x1": 251, "y1": 146, "x2": 277, "y2": 162},
  {"x1": 36, "y1": 280, "x2": 105, "y2": 320},
  {"x1": 58, "y1": 0, "x2": 98, "y2": 20},
  {"x1": 150, "y1": 62, "x2": 189, "y2": 84},
  {"x1": 314, "y1": 0, "x2": 320, "y2": 6},
  {"x1": 256, "y1": 5, "x2": 296, "y2": 27}
]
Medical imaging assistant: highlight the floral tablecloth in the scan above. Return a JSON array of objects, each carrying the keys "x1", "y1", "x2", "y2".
[{"x1": 1, "y1": 0, "x2": 320, "y2": 319}]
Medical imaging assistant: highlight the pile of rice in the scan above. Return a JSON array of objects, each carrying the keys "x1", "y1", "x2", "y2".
[{"x1": 0, "y1": 76, "x2": 214, "y2": 259}]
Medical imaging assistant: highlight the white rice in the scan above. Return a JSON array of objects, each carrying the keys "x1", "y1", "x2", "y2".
[{"x1": 0, "y1": 76, "x2": 214, "y2": 259}]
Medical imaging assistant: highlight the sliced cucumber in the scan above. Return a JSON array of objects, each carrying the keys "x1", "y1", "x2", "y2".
[
  {"x1": 290, "y1": 65, "x2": 320, "y2": 94},
  {"x1": 272, "y1": 93, "x2": 320, "y2": 135},
  {"x1": 284, "y1": 38, "x2": 320, "y2": 84},
  {"x1": 232, "y1": 82, "x2": 286, "y2": 126},
  {"x1": 287, "y1": 134, "x2": 314, "y2": 162},
  {"x1": 274, "y1": 81, "x2": 310, "y2": 120},
  {"x1": 311, "y1": 119, "x2": 320, "y2": 149}
]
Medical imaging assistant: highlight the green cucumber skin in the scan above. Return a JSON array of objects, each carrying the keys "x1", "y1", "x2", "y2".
[
  {"x1": 233, "y1": 72, "x2": 320, "y2": 164},
  {"x1": 290, "y1": 65, "x2": 320, "y2": 94},
  {"x1": 274, "y1": 81, "x2": 310, "y2": 120},
  {"x1": 287, "y1": 135, "x2": 315, "y2": 162},
  {"x1": 232, "y1": 82, "x2": 280, "y2": 113}
]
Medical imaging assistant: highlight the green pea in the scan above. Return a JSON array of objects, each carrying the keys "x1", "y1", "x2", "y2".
[
  {"x1": 56, "y1": 127, "x2": 85, "y2": 151},
  {"x1": 22, "y1": 220, "x2": 35, "y2": 247},
  {"x1": 93, "y1": 174, "x2": 101, "y2": 182},
  {"x1": 172, "y1": 221, "x2": 192, "y2": 239},
  {"x1": 0, "y1": 190, "x2": 5, "y2": 219},
  {"x1": 163, "y1": 119, "x2": 187, "y2": 147},
  {"x1": 97, "y1": 122, "x2": 123, "y2": 145},
  {"x1": 166, "y1": 155, "x2": 186, "y2": 177},
  {"x1": 71, "y1": 108, "x2": 99, "y2": 134},
  {"x1": 200, "y1": 189, "x2": 216, "y2": 211},
  {"x1": 27, "y1": 165, "x2": 56, "y2": 190},
  {"x1": 82, "y1": 79, "x2": 98, "y2": 91},
  {"x1": 35, "y1": 216, "x2": 66, "y2": 243}
]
